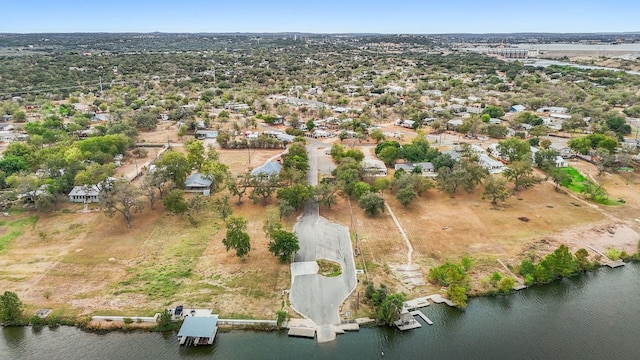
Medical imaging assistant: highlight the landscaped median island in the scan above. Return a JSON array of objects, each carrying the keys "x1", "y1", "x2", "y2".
[{"x1": 316, "y1": 259, "x2": 342, "y2": 277}]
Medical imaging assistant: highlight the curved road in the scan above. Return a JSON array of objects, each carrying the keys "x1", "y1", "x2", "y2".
[{"x1": 289, "y1": 142, "x2": 357, "y2": 343}]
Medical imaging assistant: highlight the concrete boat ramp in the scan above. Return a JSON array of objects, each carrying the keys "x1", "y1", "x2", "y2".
[{"x1": 287, "y1": 319, "x2": 361, "y2": 339}]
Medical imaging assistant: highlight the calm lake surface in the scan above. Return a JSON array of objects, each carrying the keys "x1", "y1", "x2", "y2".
[{"x1": 2, "y1": 263, "x2": 639, "y2": 360}]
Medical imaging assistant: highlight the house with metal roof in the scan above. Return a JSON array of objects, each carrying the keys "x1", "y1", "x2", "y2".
[
  {"x1": 184, "y1": 173, "x2": 213, "y2": 196},
  {"x1": 68, "y1": 185, "x2": 101, "y2": 203},
  {"x1": 511, "y1": 104, "x2": 526, "y2": 112},
  {"x1": 394, "y1": 162, "x2": 436, "y2": 177},
  {"x1": 363, "y1": 159, "x2": 388, "y2": 177},
  {"x1": 177, "y1": 316, "x2": 218, "y2": 346},
  {"x1": 251, "y1": 161, "x2": 282, "y2": 178}
]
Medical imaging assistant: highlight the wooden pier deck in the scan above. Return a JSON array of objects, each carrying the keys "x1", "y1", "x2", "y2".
[{"x1": 396, "y1": 318, "x2": 422, "y2": 331}]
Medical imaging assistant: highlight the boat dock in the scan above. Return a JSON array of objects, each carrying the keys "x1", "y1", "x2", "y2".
[
  {"x1": 410, "y1": 310, "x2": 433, "y2": 325},
  {"x1": 404, "y1": 294, "x2": 455, "y2": 310},
  {"x1": 606, "y1": 260, "x2": 626, "y2": 268}
]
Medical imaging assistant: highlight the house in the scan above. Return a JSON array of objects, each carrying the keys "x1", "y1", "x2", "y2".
[
  {"x1": 363, "y1": 159, "x2": 388, "y2": 177},
  {"x1": 195, "y1": 130, "x2": 219, "y2": 139},
  {"x1": 394, "y1": 162, "x2": 436, "y2": 177},
  {"x1": 311, "y1": 130, "x2": 330, "y2": 138},
  {"x1": 555, "y1": 156, "x2": 568, "y2": 167},
  {"x1": 68, "y1": 185, "x2": 100, "y2": 203},
  {"x1": 395, "y1": 119, "x2": 415, "y2": 129},
  {"x1": 479, "y1": 154, "x2": 505, "y2": 174},
  {"x1": 551, "y1": 146, "x2": 574, "y2": 159},
  {"x1": 177, "y1": 316, "x2": 218, "y2": 347},
  {"x1": 422, "y1": 118, "x2": 436, "y2": 125},
  {"x1": 446, "y1": 104, "x2": 466, "y2": 113},
  {"x1": 224, "y1": 102, "x2": 250, "y2": 112},
  {"x1": 251, "y1": 161, "x2": 282, "y2": 178},
  {"x1": 511, "y1": 104, "x2": 526, "y2": 112},
  {"x1": 536, "y1": 106, "x2": 568, "y2": 114},
  {"x1": 184, "y1": 173, "x2": 213, "y2": 196},
  {"x1": 276, "y1": 133, "x2": 295, "y2": 143},
  {"x1": 386, "y1": 85, "x2": 405, "y2": 94},
  {"x1": 446, "y1": 119, "x2": 464, "y2": 130}
]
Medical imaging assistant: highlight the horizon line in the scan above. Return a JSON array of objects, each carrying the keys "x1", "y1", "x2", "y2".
[{"x1": 2, "y1": 31, "x2": 640, "y2": 36}]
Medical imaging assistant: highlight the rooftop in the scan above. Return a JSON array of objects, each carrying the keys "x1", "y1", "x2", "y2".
[{"x1": 177, "y1": 316, "x2": 218, "y2": 338}]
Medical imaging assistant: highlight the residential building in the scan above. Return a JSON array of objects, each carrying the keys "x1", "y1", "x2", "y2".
[
  {"x1": 251, "y1": 161, "x2": 282, "y2": 178},
  {"x1": 394, "y1": 162, "x2": 436, "y2": 177},
  {"x1": 363, "y1": 159, "x2": 388, "y2": 177},
  {"x1": 184, "y1": 173, "x2": 213, "y2": 196},
  {"x1": 510, "y1": 104, "x2": 526, "y2": 112},
  {"x1": 68, "y1": 185, "x2": 100, "y2": 203}
]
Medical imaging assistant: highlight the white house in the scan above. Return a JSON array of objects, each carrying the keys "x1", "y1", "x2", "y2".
[
  {"x1": 363, "y1": 159, "x2": 388, "y2": 177},
  {"x1": 555, "y1": 156, "x2": 568, "y2": 167},
  {"x1": 68, "y1": 185, "x2": 100, "y2": 203},
  {"x1": 479, "y1": 154, "x2": 505, "y2": 174},
  {"x1": 394, "y1": 162, "x2": 436, "y2": 177}
]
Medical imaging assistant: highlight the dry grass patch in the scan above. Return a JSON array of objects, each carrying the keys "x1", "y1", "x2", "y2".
[{"x1": 217, "y1": 148, "x2": 284, "y2": 175}]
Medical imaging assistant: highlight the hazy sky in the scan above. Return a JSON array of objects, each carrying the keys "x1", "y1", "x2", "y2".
[{"x1": 1, "y1": 0, "x2": 638, "y2": 34}]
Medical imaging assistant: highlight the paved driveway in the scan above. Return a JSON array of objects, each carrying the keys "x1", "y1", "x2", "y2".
[{"x1": 289, "y1": 145, "x2": 356, "y2": 343}]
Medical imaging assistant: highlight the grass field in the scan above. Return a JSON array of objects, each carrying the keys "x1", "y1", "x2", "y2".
[{"x1": 0, "y1": 215, "x2": 38, "y2": 254}]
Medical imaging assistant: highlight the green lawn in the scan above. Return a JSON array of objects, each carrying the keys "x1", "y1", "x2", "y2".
[
  {"x1": 559, "y1": 167, "x2": 622, "y2": 206},
  {"x1": 0, "y1": 216, "x2": 39, "y2": 254},
  {"x1": 560, "y1": 167, "x2": 587, "y2": 193}
]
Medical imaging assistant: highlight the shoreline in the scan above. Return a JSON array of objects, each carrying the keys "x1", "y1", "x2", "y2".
[{"x1": 5, "y1": 259, "x2": 636, "y2": 334}]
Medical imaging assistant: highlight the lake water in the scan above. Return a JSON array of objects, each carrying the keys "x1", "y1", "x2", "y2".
[
  {"x1": 514, "y1": 43, "x2": 640, "y2": 52},
  {"x1": 522, "y1": 59, "x2": 640, "y2": 75},
  {"x1": 2, "y1": 263, "x2": 639, "y2": 360}
]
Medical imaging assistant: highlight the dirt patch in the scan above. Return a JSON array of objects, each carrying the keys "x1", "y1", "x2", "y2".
[{"x1": 548, "y1": 223, "x2": 639, "y2": 256}]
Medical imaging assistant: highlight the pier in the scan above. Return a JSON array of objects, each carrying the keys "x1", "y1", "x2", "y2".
[{"x1": 410, "y1": 310, "x2": 433, "y2": 325}]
